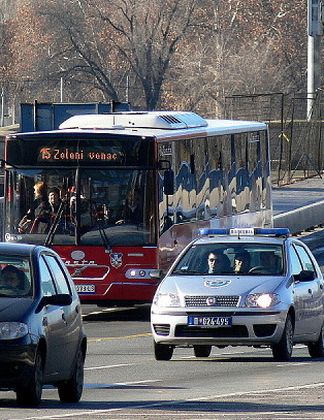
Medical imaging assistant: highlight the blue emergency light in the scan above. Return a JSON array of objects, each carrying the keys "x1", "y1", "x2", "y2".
[{"x1": 199, "y1": 227, "x2": 290, "y2": 237}]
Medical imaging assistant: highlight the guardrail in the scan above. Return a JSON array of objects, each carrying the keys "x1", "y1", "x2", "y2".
[{"x1": 273, "y1": 199, "x2": 324, "y2": 234}]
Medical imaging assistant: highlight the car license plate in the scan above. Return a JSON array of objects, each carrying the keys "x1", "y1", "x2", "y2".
[
  {"x1": 188, "y1": 316, "x2": 232, "y2": 327},
  {"x1": 75, "y1": 284, "x2": 96, "y2": 294}
]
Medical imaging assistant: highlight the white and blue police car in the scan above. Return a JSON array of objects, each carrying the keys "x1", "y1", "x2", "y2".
[{"x1": 151, "y1": 228, "x2": 324, "y2": 361}]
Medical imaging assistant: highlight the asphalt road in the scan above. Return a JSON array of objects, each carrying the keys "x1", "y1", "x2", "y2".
[
  {"x1": 1, "y1": 230, "x2": 324, "y2": 419},
  {"x1": 1, "y1": 306, "x2": 324, "y2": 420}
]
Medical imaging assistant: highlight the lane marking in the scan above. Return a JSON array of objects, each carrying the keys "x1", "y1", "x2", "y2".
[
  {"x1": 10, "y1": 381, "x2": 324, "y2": 420},
  {"x1": 85, "y1": 363, "x2": 134, "y2": 371},
  {"x1": 276, "y1": 362, "x2": 312, "y2": 367},
  {"x1": 84, "y1": 379, "x2": 161, "y2": 389},
  {"x1": 82, "y1": 306, "x2": 137, "y2": 318},
  {"x1": 88, "y1": 332, "x2": 151, "y2": 342}
]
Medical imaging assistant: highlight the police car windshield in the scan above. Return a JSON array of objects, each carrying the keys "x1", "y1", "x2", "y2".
[{"x1": 172, "y1": 244, "x2": 284, "y2": 276}]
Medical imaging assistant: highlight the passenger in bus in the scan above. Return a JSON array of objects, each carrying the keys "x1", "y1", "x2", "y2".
[
  {"x1": 18, "y1": 180, "x2": 50, "y2": 233},
  {"x1": 121, "y1": 189, "x2": 142, "y2": 224},
  {"x1": 207, "y1": 252, "x2": 231, "y2": 274},
  {"x1": 47, "y1": 187, "x2": 62, "y2": 215},
  {"x1": 233, "y1": 251, "x2": 251, "y2": 274}
]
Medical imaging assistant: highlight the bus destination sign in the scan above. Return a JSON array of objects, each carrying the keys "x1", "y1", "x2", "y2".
[{"x1": 38, "y1": 146, "x2": 124, "y2": 163}]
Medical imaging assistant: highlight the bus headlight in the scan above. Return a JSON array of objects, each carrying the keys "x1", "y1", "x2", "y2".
[
  {"x1": 245, "y1": 293, "x2": 280, "y2": 308},
  {"x1": 153, "y1": 292, "x2": 180, "y2": 308},
  {"x1": 125, "y1": 268, "x2": 156, "y2": 279}
]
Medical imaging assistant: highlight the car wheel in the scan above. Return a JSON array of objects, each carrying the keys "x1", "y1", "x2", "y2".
[
  {"x1": 58, "y1": 347, "x2": 85, "y2": 403},
  {"x1": 271, "y1": 314, "x2": 294, "y2": 361},
  {"x1": 308, "y1": 324, "x2": 324, "y2": 358},
  {"x1": 16, "y1": 351, "x2": 43, "y2": 407},
  {"x1": 193, "y1": 345, "x2": 212, "y2": 358},
  {"x1": 154, "y1": 341, "x2": 173, "y2": 361}
]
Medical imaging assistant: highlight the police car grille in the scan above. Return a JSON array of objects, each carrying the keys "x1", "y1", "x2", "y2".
[{"x1": 185, "y1": 295, "x2": 240, "y2": 307}]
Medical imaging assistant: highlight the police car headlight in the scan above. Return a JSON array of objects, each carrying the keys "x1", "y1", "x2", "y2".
[
  {"x1": 245, "y1": 293, "x2": 280, "y2": 308},
  {"x1": 0, "y1": 322, "x2": 29, "y2": 340},
  {"x1": 153, "y1": 292, "x2": 180, "y2": 307}
]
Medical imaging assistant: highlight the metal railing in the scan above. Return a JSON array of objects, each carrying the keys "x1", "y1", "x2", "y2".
[{"x1": 224, "y1": 92, "x2": 324, "y2": 185}]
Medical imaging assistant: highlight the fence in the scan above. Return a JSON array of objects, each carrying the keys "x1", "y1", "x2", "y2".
[{"x1": 224, "y1": 92, "x2": 324, "y2": 185}]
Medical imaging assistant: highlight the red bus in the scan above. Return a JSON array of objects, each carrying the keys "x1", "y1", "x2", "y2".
[{"x1": 3, "y1": 111, "x2": 272, "y2": 305}]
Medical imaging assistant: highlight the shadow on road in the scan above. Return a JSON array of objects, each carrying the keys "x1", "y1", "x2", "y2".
[{"x1": 83, "y1": 304, "x2": 151, "y2": 322}]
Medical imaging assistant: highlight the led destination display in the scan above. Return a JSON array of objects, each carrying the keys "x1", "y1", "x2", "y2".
[
  {"x1": 6, "y1": 134, "x2": 155, "y2": 167},
  {"x1": 39, "y1": 147, "x2": 121, "y2": 162}
]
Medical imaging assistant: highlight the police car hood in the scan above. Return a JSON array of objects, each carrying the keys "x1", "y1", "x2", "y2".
[{"x1": 164, "y1": 274, "x2": 284, "y2": 296}]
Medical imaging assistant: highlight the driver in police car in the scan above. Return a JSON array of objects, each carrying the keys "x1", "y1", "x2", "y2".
[{"x1": 207, "y1": 252, "x2": 231, "y2": 274}]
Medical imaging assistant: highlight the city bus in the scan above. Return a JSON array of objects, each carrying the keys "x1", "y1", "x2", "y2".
[{"x1": 2, "y1": 111, "x2": 272, "y2": 305}]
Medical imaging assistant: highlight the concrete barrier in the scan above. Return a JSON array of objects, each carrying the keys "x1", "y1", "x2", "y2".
[{"x1": 274, "y1": 199, "x2": 324, "y2": 234}]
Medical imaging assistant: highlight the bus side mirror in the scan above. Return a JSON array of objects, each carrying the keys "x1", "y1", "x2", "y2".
[{"x1": 163, "y1": 170, "x2": 174, "y2": 195}]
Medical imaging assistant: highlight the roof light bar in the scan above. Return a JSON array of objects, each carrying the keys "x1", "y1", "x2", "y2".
[
  {"x1": 254, "y1": 228, "x2": 290, "y2": 236},
  {"x1": 199, "y1": 228, "x2": 290, "y2": 237}
]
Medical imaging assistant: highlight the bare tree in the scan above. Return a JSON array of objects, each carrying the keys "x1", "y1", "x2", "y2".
[
  {"x1": 12, "y1": 0, "x2": 198, "y2": 109},
  {"x1": 4, "y1": 0, "x2": 310, "y2": 117}
]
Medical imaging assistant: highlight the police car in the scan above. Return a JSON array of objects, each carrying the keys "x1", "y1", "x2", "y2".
[{"x1": 151, "y1": 228, "x2": 324, "y2": 361}]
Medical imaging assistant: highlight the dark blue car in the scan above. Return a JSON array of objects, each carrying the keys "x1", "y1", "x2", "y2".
[{"x1": 0, "y1": 243, "x2": 87, "y2": 406}]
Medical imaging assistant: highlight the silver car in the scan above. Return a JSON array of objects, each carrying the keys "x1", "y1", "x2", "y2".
[{"x1": 151, "y1": 228, "x2": 324, "y2": 361}]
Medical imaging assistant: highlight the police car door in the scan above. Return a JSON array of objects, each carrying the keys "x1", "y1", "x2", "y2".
[{"x1": 290, "y1": 243, "x2": 321, "y2": 339}]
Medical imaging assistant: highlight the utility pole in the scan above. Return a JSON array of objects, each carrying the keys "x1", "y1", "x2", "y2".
[
  {"x1": 60, "y1": 77, "x2": 64, "y2": 103},
  {"x1": 1, "y1": 87, "x2": 4, "y2": 127},
  {"x1": 307, "y1": 0, "x2": 323, "y2": 119}
]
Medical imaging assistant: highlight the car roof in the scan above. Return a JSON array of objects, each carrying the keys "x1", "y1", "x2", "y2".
[
  {"x1": 194, "y1": 236, "x2": 286, "y2": 246},
  {"x1": 192, "y1": 228, "x2": 290, "y2": 247},
  {"x1": 0, "y1": 242, "x2": 54, "y2": 258}
]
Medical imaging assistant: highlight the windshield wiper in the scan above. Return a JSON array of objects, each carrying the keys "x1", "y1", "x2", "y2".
[
  {"x1": 44, "y1": 199, "x2": 69, "y2": 247},
  {"x1": 92, "y1": 202, "x2": 112, "y2": 254}
]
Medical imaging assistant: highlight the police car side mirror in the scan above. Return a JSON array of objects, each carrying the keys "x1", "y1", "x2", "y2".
[{"x1": 294, "y1": 270, "x2": 315, "y2": 282}]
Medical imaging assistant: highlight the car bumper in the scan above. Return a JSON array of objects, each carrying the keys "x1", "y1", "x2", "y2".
[
  {"x1": 0, "y1": 342, "x2": 37, "y2": 389},
  {"x1": 151, "y1": 310, "x2": 288, "y2": 346}
]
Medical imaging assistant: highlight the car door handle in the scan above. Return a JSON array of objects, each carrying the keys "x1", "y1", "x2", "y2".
[{"x1": 62, "y1": 313, "x2": 67, "y2": 325}]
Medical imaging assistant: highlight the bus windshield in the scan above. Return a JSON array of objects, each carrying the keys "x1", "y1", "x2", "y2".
[{"x1": 5, "y1": 168, "x2": 156, "y2": 247}]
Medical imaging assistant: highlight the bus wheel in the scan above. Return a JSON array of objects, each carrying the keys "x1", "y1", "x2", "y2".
[
  {"x1": 193, "y1": 345, "x2": 212, "y2": 358},
  {"x1": 154, "y1": 341, "x2": 173, "y2": 361}
]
